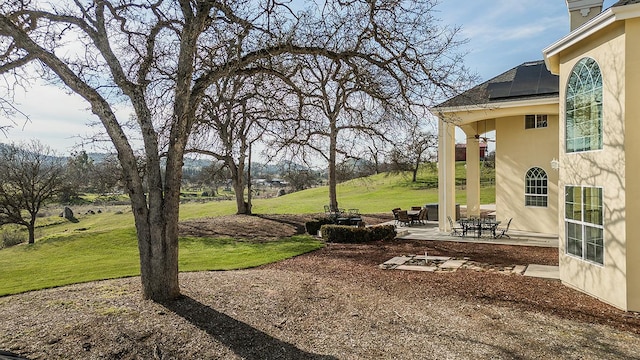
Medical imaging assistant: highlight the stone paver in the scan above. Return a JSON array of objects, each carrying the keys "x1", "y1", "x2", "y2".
[
  {"x1": 383, "y1": 256, "x2": 413, "y2": 266},
  {"x1": 424, "y1": 255, "x2": 451, "y2": 261},
  {"x1": 512, "y1": 265, "x2": 527, "y2": 275},
  {"x1": 524, "y1": 264, "x2": 559, "y2": 279},
  {"x1": 440, "y1": 259, "x2": 466, "y2": 270},
  {"x1": 380, "y1": 255, "x2": 558, "y2": 280},
  {"x1": 396, "y1": 265, "x2": 438, "y2": 272}
]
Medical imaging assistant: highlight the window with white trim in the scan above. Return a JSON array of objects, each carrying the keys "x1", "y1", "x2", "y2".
[
  {"x1": 566, "y1": 58, "x2": 603, "y2": 152},
  {"x1": 565, "y1": 186, "x2": 603, "y2": 265},
  {"x1": 525, "y1": 167, "x2": 548, "y2": 207},
  {"x1": 525, "y1": 114, "x2": 547, "y2": 129}
]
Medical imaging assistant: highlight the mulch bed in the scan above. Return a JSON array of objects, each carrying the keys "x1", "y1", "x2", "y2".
[{"x1": 2, "y1": 213, "x2": 640, "y2": 359}]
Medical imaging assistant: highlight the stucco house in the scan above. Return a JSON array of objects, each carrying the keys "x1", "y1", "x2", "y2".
[{"x1": 434, "y1": 0, "x2": 640, "y2": 311}]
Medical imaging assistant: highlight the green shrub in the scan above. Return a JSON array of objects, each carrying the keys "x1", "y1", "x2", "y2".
[
  {"x1": 1, "y1": 228, "x2": 27, "y2": 248},
  {"x1": 320, "y1": 224, "x2": 396, "y2": 243},
  {"x1": 367, "y1": 225, "x2": 398, "y2": 241},
  {"x1": 305, "y1": 218, "x2": 335, "y2": 235}
]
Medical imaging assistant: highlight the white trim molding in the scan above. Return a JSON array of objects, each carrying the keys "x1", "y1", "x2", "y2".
[
  {"x1": 544, "y1": 2, "x2": 640, "y2": 73},
  {"x1": 566, "y1": 0, "x2": 603, "y2": 15}
]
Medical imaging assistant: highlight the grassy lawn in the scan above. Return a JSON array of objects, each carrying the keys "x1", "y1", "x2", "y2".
[
  {"x1": 0, "y1": 221, "x2": 322, "y2": 296},
  {"x1": 181, "y1": 165, "x2": 495, "y2": 217},
  {"x1": 0, "y1": 164, "x2": 493, "y2": 297}
]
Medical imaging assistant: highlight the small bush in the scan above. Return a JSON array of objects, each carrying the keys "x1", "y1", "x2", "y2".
[
  {"x1": 367, "y1": 225, "x2": 398, "y2": 241},
  {"x1": 1, "y1": 228, "x2": 27, "y2": 248},
  {"x1": 320, "y1": 224, "x2": 396, "y2": 243},
  {"x1": 305, "y1": 218, "x2": 335, "y2": 235}
]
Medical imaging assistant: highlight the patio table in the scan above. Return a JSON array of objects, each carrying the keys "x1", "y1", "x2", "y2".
[
  {"x1": 407, "y1": 210, "x2": 422, "y2": 225},
  {"x1": 458, "y1": 218, "x2": 501, "y2": 238}
]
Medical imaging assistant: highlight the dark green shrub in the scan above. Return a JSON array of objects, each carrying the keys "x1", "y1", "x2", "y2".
[
  {"x1": 367, "y1": 225, "x2": 398, "y2": 241},
  {"x1": 305, "y1": 218, "x2": 335, "y2": 235},
  {"x1": 1, "y1": 228, "x2": 26, "y2": 248},
  {"x1": 320, "y1": 224, "x2": 396, "y2": 243}
]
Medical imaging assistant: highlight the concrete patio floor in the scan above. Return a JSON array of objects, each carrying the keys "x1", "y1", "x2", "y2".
[{"x1": 393, "y1": 221, "x2": 558, "y2": 248}]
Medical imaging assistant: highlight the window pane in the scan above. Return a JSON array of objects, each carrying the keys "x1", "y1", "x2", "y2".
[
  {"x1": 566, "y1": 222, "x2": 583, "y2": 257},
  {"x1": 585, "y1": 226, "x2": 604, "y2": 264},
  {"x1": 565, "y1": 186, "x2": 582, "y2": 221},
  {"x1": 565, "y1": 58, "x2": 603, "y2": 153},
  {"x1": 525, "y1": 167, "x2": 548, "y2": 207},
  {"x1": 583, "y1": 187, "x2": 603, "y2": 225},
  {"x1": 525, "y1": 115, "x2": 536, "y2": 129},
  {"x1": 537, "y1": 115, "x2": 548, "y2": 128},
  {"x1": 564, "y1": 186, "x2": 605, "y2": 264}
]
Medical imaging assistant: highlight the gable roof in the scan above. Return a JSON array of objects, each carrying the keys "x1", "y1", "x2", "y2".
[{"x1": 435, "y1": 60, "x2": 559, "y2": 109}]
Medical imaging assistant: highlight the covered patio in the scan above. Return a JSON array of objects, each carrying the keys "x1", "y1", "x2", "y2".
[{"x1": 433, "y1": 60, "x2": 560, "y2": 235}]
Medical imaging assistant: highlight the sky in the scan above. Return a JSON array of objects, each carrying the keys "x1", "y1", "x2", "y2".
[{"x1": 0, "y1": 0, "x2": 619, "y2": 155}]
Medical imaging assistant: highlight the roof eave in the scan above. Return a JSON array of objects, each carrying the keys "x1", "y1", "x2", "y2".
[
  {"x1": 543, "y1": 3, "x2": 640, "y2": 73},
  {"x1": 433, "y1": 96, "x2": 560, "y2": 115}
]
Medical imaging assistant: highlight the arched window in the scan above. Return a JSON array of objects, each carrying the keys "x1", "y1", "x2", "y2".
[
  {"x1": 566, "y1": 57, "x2": 603, "y2": 152},
  {"x1": 525, "y1": 167, "x2": 548, "y2": 207}
]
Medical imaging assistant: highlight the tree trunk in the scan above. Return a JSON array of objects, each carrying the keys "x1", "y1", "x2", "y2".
[
  {"x1": 328, "y1": 124, "x2": 339, "y2": 212},
  {"x1": 135, "y1": 217, "x2": 179, "y2": 301},
  {"x1": 246, "y1": 143, "x2": 253, "y2": 214},
  {"x1": 132, "y1": 157, "x2": 182, "y2": 302},
  {"x1": 27, "y1": 222, "x2": 35, "y2": 245},
  {"x1": 229, "y1": 161, "x2": 249, "y2": 214}
]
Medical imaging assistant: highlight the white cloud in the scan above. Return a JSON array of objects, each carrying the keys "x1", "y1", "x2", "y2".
[{"x1": 1, "y1": 82, "x2": 132, "y2": 155}]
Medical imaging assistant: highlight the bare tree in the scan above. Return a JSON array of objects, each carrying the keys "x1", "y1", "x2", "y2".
[
  {"x1": 0, "y1": 0, "x2": 470, "y2": 301},
  {"x1": 188, "y1": 74, "x2": 292, "y2": 214},
  {"x1": 0, "y1": 141, "x2": 65, "y2": 244},
  {"x1": 91, "y1": 153, "x2": 126, "y2": 194},
  {"x1": 266, "y1": 55, "x2": 398, "y2": 210},
  {"x1": 194, "y1": 161, "x2": 229, "y2": 197},
  {"x1": 406, "y1": 130, "x2": 438, "y2": 182},
  {"x1": 264, "y1": 0, "x2": 471, "y2": 211},
  {"x1": 60, "y1": 150, "x2": 95, "y2": 202}
]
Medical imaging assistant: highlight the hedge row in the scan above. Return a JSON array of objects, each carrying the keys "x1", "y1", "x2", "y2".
[
  {"x1": 319, "y1": 224, "x2": 396, "y2": 243},
  {"x1": 305, "y1": 218, "x2": 336, "y2": 235}
]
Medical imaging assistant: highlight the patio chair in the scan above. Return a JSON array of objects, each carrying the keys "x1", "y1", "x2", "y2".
[
  {"x1": 495, "y1": 218, "x2": 512, "y2": 239},
  {"x1": 347, "y1": 209, "x2": 362, "y2": 226},
  {"x1": 417, "y1": 208, "x2": 427, "y2": 225},
  {"x1": 447, "y1": 216, "x2": 463, "y2": 236},
  {"x1": 396, "y1": 210, "x2": 412, "y2": 227},
  {"x1": 392, "y1": 208, "x2": 401, "y2": 225}
]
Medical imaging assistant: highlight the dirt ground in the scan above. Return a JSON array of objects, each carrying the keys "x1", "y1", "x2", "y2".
[{"x1": 2, "y1": 213, "x2": 640, "y2": 359}]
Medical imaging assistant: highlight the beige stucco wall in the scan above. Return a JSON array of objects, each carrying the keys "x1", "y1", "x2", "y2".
[
  {"x1": 624, "y1": 18, "x2": 640, "y2": 311},
  {"x1": 556, "y1": 22, "x2": 629, "y2": 310},
  {"x1": 495, "y1": 114, "x2": 559, "y2": 234}
]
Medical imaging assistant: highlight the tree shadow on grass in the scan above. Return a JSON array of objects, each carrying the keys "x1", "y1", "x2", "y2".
[{"x1": 162, "y1": 296, "x2": 337, "y2": 360}]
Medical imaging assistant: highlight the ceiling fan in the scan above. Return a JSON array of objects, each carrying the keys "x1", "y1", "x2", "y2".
[
  {"x1": 475, "y1": 134, "x2": 495, "y2": 143},
  {"x1": 474, "y1": 120, "x2": 495, "y2": 143}
]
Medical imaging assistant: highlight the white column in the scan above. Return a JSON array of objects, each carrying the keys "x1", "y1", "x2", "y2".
[
  {"x1": 438, "y1": 119, "x2": 456, "y2": 232},
  {"x1": 466, "y1": 136, "x2": 481, "y2": 218}
]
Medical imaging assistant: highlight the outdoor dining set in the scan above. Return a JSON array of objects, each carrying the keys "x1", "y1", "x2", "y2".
[
  {"x1": 391, "y1": 205, "x2": 512, "y2": 239},
  {"x1": 324, "y1": 206, "x2": 363, "y2": 226},
  {"x1": 391, "y1": 207, "x2": 428, "y2": 227},
  {"x1": 448, "y1": 216, "x2": 512, "y2": 239}
]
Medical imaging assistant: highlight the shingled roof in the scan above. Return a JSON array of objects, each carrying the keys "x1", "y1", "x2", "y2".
[
  {"x1": 435, "y1": 60, "x2": 559, "y2": 109},
  {"x1": 436, "y1": 0, "x2": 640, "y2": 110}
]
